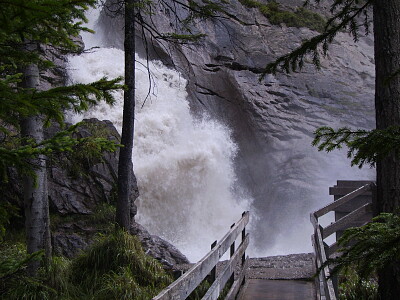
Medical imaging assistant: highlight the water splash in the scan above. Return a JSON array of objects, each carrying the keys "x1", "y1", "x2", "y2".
[{"x1": 67, "y1": 20, "x2": 250, "y2": 261}]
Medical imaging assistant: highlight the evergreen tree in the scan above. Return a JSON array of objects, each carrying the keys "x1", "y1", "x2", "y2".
[
  {"x1": 107, "y1": 0, "x2": 234, "y2": 230},
  {"x1": 264, "y1": 0, "x2": 400, "y2": 298},
  {"x1": 0, "y1": 0, "x2": 123, "y2": 274},
  {"x1": 116, "y1": 0, "x2": 137, "y2": 230}
]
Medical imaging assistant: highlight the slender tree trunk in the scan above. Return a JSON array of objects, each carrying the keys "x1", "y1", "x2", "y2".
[
  {"x1": 373, "y1": 1, "x2": 400, "y2": 298},
  {"x1": 116, "y1": 0, "x2": 137, "y2": 230},
  {"x1": 20, "y1": 45, "x2": 51, "y2": 274}
]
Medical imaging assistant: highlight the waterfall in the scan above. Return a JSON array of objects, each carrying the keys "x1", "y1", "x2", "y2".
[
  {"x1": 67, "y1": 9, "x2": 251, "y2": 262},
  {"x1": 67, "y1": 7, "x2": 374, "y2": 261}
]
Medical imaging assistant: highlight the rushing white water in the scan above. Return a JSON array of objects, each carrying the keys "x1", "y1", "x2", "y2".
[
  {"x1": 67, "y1": 8, "x2": 375, "y2": 262},
  {"x1": 67, "y1": 10, "x2": 250, "y2": 262}
]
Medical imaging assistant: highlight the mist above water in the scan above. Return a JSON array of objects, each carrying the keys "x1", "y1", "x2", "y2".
[
  {"x1": 67, "y1": 10, "x2": 250, "y2": 262},
  {"x1": 67, "y1": 8, "x2": 374, "y2": 261}
]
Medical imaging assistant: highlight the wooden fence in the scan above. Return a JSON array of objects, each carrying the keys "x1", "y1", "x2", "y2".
[
  {"x1": 310, "y1": 182, "x2": 375, "y2": 300},
  {"x1": 153, "y1": 211, "x2": 250, "y2": 300}
]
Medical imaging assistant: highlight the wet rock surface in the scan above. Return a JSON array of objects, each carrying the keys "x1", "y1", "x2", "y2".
[
  {"x1": 47, "y1": 120, "x2": 188, "y2": 265},
  {"x1": 52, "y1": 221, "x2": 96, "y2": 258},
  {"x1": 98, "y1": 0, "x2": 375, "y2": 253},
  {"x1": 46, "y1": 119, "x2": 124, "y2": 215},
  {"x1": 131, "y1": 222, "x2": 190, "y2": 267},
  {"x1": 247, "y1": 253, "x2": 315, "y2": 280},
  {"x1": 5, "y1": 117, "x2": 187, "y2": 265}
]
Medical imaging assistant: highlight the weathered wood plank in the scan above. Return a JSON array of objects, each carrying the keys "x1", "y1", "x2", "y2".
[
  {"x1": 225, "y1": 256, "x2": 249, "y2": 300},
  {"x1": 328, "y1": 242, "x2": 338, "y2": 257},
  {"x1": 310, "y1": 213, "x2": 318, "y2": 228},
  {"x1": 322, "y1": 203, "x2": 372, "y2": 239},
  {"x1": 153, "y1": 211, "x2": 249, "y2": 300},
  {"x1": 201, "y1": 234, "x2": 249, "y2": 300},
  {"x1": 314, "y1": 226, "x2": 336, "y2": 300},
  {"x1": 329, "y1": 188, "x2": 372, "y2": 197},
  {"x1": 313, "y1": 184, "x2": 371, "y2": 218}
]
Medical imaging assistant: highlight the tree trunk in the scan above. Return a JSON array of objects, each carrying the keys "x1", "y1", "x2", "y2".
[
  {"x1": 20, "y1": 50, "x2": 51, "y2": 275},
  {"x1": 373, "y1": 1, "x2": 400, "y2": 298},
  {"x1": 116, "y1": 0, "x2": 137, "y2": 230}
]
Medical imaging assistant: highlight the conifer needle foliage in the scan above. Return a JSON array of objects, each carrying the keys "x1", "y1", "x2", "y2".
[
  {"x1": 262, "y1": 0, "x2": 373, "y2": 76},
  {"x1": 0, "y1": 0, "x2": 124, "y2": 177},
  {"x1": 312, "y1": 126, "x2": 400, "y2": 168},
  {"x1": 325, "y1": 213, "x2": 400, "y2": 281}
]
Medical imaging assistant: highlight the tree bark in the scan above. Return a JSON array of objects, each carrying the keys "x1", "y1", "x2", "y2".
[
  {"x1": 373, "y1": 1, "x2": 400, "y2": 298},
  {"x1": 116, "y1": 0, "x2": 137, "y2": 230},
  {"x1": 20, "y1": 46, "x2": 51, "y2": 274}
]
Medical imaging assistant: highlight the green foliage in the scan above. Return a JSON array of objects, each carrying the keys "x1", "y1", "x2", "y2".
[
  {"x1": 187, "y1": 279, "x2": 211, "y2": 299},
  {"x1": 0, "y1": 122, "x2": 120, "y2": 181},
  {"x1": 323, "y1": 213, "x2": 400, "y2": 283},
  {"x1": 2, "y1": 252, "x2": 74, "y2": 300},
  {"x1": 0, "y1": 0, "x2": 95, "y2": 71},
  {"x1": 262, "y1": 0, "x2": 373, "y2": 75},
  {"x1": 186, "y1": 277, "x2": 231, "y2": 300},
  {"x1": 1, "y1": 230, "x2": 173, "y2": 299},
  {"x1": 0, "y1": 0, "x2": 124, "y2": 181},
  {"x1": 70, "y1": 229, "x2": 172, "y2": 298},
  {"x1": 88, "y1": 203, "x2": 116, "y2": 227},
  {"x1": 0, "y1": 243, "x2": 47, "y2": 298},
  {"x1": 45, "y1": 122, "x2": 121, "y2": 180},
  {"x1": 50, "y1": 203, "x2": 116, "y2": 234},
  {"x1": 338, "y1": 268, "x2": 378, "y2": 300},
  {"x1": 312, "y1": 126, "x2": 400, "y2": 168},
  {"x1": 0, "y1": 201, "x2": 19, "y2": 241},
  {"x1": 185, "y1": 0, "x2": 228, "y2": 23},
  {"x1": 239, "y1": 0, "x2": 325, "y2": 32}
]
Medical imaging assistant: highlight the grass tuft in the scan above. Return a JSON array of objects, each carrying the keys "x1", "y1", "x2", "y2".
[{"x1": 1, "y1": 230, "x2": 172, "y2": 299}]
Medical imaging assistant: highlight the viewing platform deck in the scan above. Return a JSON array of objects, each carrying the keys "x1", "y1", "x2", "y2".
[{"x1": 238, "y1": 253, "x2": 316, "y2": 300}]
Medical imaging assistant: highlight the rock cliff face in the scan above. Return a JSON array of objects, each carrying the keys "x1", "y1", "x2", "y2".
[
  {"x1": 98, "y1": 0, "x2": 374, "y2": 253},
  {"x1": 47, "y1": 120, "x2": 187, "y2": 265}
]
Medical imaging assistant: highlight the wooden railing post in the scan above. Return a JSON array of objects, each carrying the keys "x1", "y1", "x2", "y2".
[
  {"x1": 229, "y1": 223, "x2": 236, "y2": 285},
  {"x1": 311, "y1": 181, "x2": 375, "y2": 300},
  {"x1": 153, "y1": 211, "x2": 249, "y2": 300},
  {"x1": 241, "y1": 212, "x2": 246, "y2": 266},
  {"x1": 209, "y1": 240, "x2": 217, "y2": 284}
]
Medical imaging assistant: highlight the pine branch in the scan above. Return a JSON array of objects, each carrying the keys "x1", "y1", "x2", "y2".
[
  {"x1": 262, "y1": 0, "x2": 372, "y2": 77},
  {"x1": 320, "y1": 213, "x2": 400, "y2": 280},
  {"x1": 312, "y1": 126, "x2": 400, "y2": 168}
]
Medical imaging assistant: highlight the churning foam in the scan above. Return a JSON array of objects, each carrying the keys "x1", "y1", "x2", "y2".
[{"x1": 67, "y1": 25, "x2": 250, "y2": 261}]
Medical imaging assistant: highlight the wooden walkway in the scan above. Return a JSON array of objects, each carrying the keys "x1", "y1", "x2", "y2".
[
  {"x1": 153, "y1": 180, "x2": 374, "y2": 300},
  {"x1": 237, "y1": 253, "x2": 317, "y2": 300},
  {"x1": 239, "y1": 279, "x2": 315, "y2": 300}
]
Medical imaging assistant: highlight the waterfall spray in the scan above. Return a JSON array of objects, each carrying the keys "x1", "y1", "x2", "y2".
[{"x1": 67, "y1": 10, "x2": 250, "y2": 262}]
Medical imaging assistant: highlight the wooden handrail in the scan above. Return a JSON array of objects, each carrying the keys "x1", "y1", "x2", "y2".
[
  {"x1": 202, "y1": 234, "x2": 249, "y2": 300},
  {"x1": 153, "y1": 211, "x2": 249, "y2": 300},
  {"x1": 313, "y1": 226, "x2": 336, "y2": 300},
  {"x1": 322, "y1": 203, "x2": 372, "y2": 239},
  {"x1": 313, "y1": 183, "x2": 371, "y2": 218},
  {"x1": 311, "y1": 182, "x2": 375, "y2": 300},
  {"x1": 225, "y1": 256, "x2": 249, "y2": 300}
]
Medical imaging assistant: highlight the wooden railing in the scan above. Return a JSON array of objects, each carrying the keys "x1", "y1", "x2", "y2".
[
  {"x1": 153, "y1": 211, "x2": 250, "y2": 300},
  {"x1": 310, "y1": 183, "x2": 375, "y2": 300}
]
